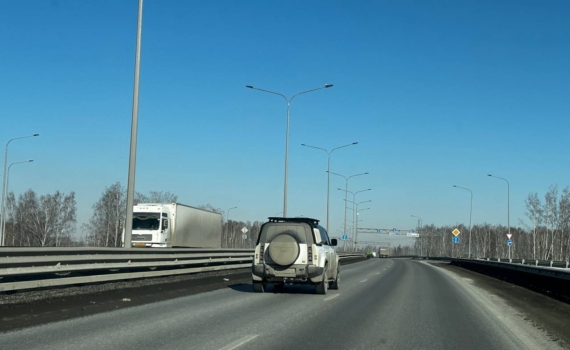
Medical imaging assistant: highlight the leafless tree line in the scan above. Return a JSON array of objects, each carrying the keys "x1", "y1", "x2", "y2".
[
  {"x1": 391, "y1": 185, "x2": 570, "y2": 260},
  {"x1": 3, "y1": 189, "x2": 77, "y2": 246}
]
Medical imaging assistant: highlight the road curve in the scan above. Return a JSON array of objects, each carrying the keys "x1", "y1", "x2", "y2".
[{"x1": 0, "y1": 259, "x2": 558, "y2": 350}]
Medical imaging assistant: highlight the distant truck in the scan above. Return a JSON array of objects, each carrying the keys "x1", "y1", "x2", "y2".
[
  {"x1": 379, "y1": 247, "x2": 389, "y2": 258},
  {"x1": 123, "y1": 203, "x2": 222, "y2": 248}
]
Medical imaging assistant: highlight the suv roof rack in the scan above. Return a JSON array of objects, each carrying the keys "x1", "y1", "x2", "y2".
[{"x1": 267, "y1": 217, "x2": 320, "y2": 225}]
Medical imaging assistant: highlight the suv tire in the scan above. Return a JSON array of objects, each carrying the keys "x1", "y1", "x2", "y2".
[
  {"x1": 315, "y1": 268, "x2": 328, "y2": 295},
  {"x1": 252, "y1": 282, "x2": 266, "y2": 293},
  {"x1": 329, "y1": 269, "x2": 339, "y2": 290}
]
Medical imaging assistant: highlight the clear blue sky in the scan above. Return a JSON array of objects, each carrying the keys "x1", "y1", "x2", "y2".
[{"x1": 1, "y1": 0, "x2": 569, "y2": 243}]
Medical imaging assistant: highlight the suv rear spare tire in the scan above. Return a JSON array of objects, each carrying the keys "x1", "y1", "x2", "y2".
[{"x1": 268, "y1": 234, "x2": 300, "y2": 266}]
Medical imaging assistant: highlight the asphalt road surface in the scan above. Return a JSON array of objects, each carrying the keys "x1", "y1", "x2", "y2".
[{"x1": 0, "y1": 259, "x2": 562, "y2": 350}]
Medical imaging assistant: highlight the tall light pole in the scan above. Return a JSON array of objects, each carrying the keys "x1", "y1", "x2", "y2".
[
  {"x1": 337, "y1": 188, "x2": 372, "y2": 246},
  {"x1": 355, "y1": 203, "x2": 371, "y2": 251},
  {"x1": 345, "y1": 198, "x2": 371, "y2": 250},
  {"x1": 1, "y1": 133, "x2": 39, "y2": 246},
  {"x1": 246, "y1": 84, "x2": 333, "y2": 218},
  {"x1": 301, "y1": 142, "x2": 357, "y2": 232},
  {"x1": 411, "y1": 215, "x2": 423, "y2": 256},
  {"x1": 1, "y1": 160, "x2": 33, "y2": 246},
  {"x1": 225, "y1": 206, "x2": 237, "y2": 248},
  {"x1": 337, "y1": 186, "x2": 371, "y2": 246},
  {"x1": 124, "y1": 0, "x2": 144, "y2": 249},
  {"x1": 488, "y1": 174, "x2": 510, "y2": 259},
  {"x1": 329, "y1": 171, "x2": 368, "y2": 238},
  {"x1": 453, "y1": 185, "x2": 473, "y2": 258}
]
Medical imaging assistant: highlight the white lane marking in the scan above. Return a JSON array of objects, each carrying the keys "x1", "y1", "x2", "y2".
[
  {"x1": 219, "y1": 335, "x2": 259, "y2": 350},
  {"x1": 324, "y1": 294, "x2": 340, "y2": 301},
  {"x1": 375, "y1": 272, "x2": 380, "y2": 275},
  {"x1": 360, "y1": 279, "x2": 368, "y2": 283}
]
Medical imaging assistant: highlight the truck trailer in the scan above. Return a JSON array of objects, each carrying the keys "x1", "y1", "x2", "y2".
[
  {"x1": 379, "y1": 247, "x2": 389, "y2": 258},
  {"x1": 124, "y1": 203, "x2": 223, "y2": 248}
]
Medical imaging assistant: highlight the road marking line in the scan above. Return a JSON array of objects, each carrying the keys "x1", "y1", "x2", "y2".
[
  {"x1": 219, "y1": 334, "x2": 259, "y2": 350},
  {"x1": 324, "y1": 294, "x2": 340, "y2": 301},
  {"x1": 375, "y1": 272, "x2": 380, "y2": 275},
  {"x1": 360, "y1": 279, "x2": 367, "y2": 283}
]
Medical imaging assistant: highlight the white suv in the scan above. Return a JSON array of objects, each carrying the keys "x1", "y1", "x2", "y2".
[{"x1": 251, "y1": 217, "x2": 339, "y2": 294}]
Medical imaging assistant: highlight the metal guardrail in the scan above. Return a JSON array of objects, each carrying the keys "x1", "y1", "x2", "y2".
[
  {"x1": 0, "y1": 248, "x2": 365, "y2": 293},
  {"x1": 450, "y1": 258, "x2": 570, "y2": 280},
  {"x1": 449, "y1": 258, "x2": 570, "y2": 302}
]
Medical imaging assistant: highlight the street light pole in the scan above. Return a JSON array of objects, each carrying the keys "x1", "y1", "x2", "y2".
[
  {"x1": 0, "y1": 133, "x2": 38, "y2": 246},
  {"x1": 337, "y1": 187, "x2": 371, "y2": 249},
  {"x1": 301, "y1": 142, "x2": 357, "y2": 232},
  {"x1": 1, "y1": 160, "x2": 33, "y2": 246},
  {"x1": 411, "y1": 215, "x2": 423, "y2": 256},
  {"x1": 329, "y1": 171, "x2": 368, "y2": 241},
  {"x1": 225, "y1": 206, "x2": 237, "y2": 248},
  {"x1": 124, "y1": 0, "x2": 144, "y2": 249},
  {"x1": 344, "y1": 195, "x2": 371, "y2": 250},
  {"x1": 488, "y1": 174, "x2": 511, "y2": 259},
  {"x1": 453, "y1": 185, "x2": 473, "y2": 258},
  {"x1": 246, "y1": 84, "x2": 333, "y2": 218},
  {"x1": 354, "y1": 202, "x2": 371, "y2": 251}
]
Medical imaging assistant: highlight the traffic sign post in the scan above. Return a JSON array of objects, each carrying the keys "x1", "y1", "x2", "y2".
[
  {"x1": 506, "y1": 234, "x2": 513, "y2": 258},
  {"x1": 342, "y1": 234, "x2": 348, "y2": 241},
  {"x1": 452, "y1": 228, "x2": 460, "y2": 236},
  {"x1": 452, "y1": 236, "x2": 460, "y2": 244}
]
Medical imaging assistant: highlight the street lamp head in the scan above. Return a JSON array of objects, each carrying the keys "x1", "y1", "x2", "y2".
[
  {"x1": 28, "y1": 160, "x2": 34, "y2": 162},
  {"x1": 33, "y1": 134, "x2": 39, "y2": 137},
  {"x1": 352, "y1": 142, "x2": 358, "y2": 145},
  {"x1": 487, "y1": 174, "x2": 492, "y2": 177},
  {"x1": 453, "y1": 185, "x2": 457, "y2": 187},
  {"x1": 324, "y1": 84, "x2": 333, "y2": 88},
  {"x1": 245, "y1": 85, "x2": 253, "y2": 89}
]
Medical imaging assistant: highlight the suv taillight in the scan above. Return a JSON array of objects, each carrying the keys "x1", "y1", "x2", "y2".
[
  {"x1": 259, "y1": 245, "x2": 264, "y2": 261},
  {"x1": 308, "y1": 246, "x2": 312, "y2": 263}
]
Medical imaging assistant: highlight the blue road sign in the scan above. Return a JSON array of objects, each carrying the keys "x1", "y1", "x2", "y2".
[
  {"x1": 393, "y1": 228, "x2": 396, "y2": 232},
  {"x1": 452, "y1": 236, "x2": 460, "y2": 244},
  {"x1": 342, "y1": 234, "x2": 348, "y2": 241},
  {"x1": 507, "y1": 239, "x2": 513, "y2": 246},
  {"x1": 411, "y1": 229, "x2": 415, "y2": 233}
]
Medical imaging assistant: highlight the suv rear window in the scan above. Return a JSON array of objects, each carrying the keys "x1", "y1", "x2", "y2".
[{"x1": 257, "y1": 223, "x2": 314, "y2": 245}]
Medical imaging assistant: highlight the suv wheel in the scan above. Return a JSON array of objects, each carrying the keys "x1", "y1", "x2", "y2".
[
  {"x1": 315, "y1": 268, "x2": 328, "y2": 295},
  {"x1": 252, "y1": 281, "x2": 266, "y2": 293},
  {"x1": 329, "y1": 269, "x2": 339, "y2": 290}
]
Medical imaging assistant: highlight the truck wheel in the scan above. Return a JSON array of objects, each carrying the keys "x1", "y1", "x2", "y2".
[
  {"x1": 315, "y1": 269, "x2": 328, "y2": 295},
  {"x1": 252, "y1": 282, "x2": 266, "y2": 293},
  {"x1": 329, "y1": 269, "x2": 340, "y2": 290}
]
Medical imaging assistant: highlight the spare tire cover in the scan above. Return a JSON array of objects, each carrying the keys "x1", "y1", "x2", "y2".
[{"x1": 268, "y1": 234, "x2": 300, "y2": 266}]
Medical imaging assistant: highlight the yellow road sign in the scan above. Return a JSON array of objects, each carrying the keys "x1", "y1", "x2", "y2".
[{"x1": 452, "y1": 228, "x2": 460, "y2": 236}]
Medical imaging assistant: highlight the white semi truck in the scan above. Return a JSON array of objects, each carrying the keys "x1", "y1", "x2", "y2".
[{"x1": 123, "y1": 203, "x2": 223, "y2": 248}]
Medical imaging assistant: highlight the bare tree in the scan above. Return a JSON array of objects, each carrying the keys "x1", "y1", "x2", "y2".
[
  {"x1": 544, "y1": 185, "x2": 558, "y2": 260},
  {"x1": 9, "y1": 189, "x2": 77, "y2": 247},
  {"x1": 135, "y1": 191, "x2": 178, "y2": 204},
  {"x1": 85, "y1": 183, "x2": 126, "y2": 247},
  {"x1": 525, "y1": 193, "x2": 542, "y2": 260}
]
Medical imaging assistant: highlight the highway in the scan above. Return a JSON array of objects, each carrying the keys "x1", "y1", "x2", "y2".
[{"x1": 0, "y1": 259, "x2": 560, "y2": 350}]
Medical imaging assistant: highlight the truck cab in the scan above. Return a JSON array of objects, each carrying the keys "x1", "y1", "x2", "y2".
[{"x1": 128, "y1": 204, "x2": 172, "y2": 248}]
